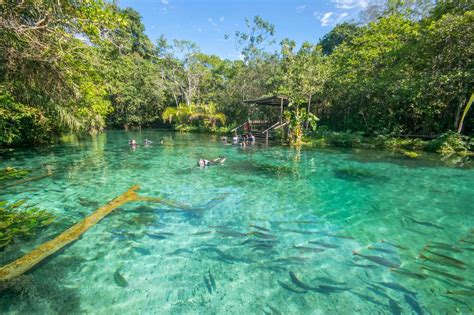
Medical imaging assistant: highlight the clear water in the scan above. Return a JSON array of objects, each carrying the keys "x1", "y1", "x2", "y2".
[{"x1": 1, "y1": 130, "x2": 473, "y2": 314}]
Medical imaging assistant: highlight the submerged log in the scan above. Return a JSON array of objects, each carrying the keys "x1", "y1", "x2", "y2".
[
  {"x1": 0, "y1": 185, "x2": 142, "y2": 282},
  {"x1": 0, "y1": 185, "x2": 200, "y2": 282},
  {"x1": 0, "y1": 172, "x2": 53, "y2": 189}
]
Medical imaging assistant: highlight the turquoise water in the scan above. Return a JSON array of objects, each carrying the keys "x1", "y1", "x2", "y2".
[{"x1": 1, "y1": 130, "x2": 473, "y2": 314}]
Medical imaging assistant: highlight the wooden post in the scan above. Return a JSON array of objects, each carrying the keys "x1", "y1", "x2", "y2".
[{"x1": 280, "y1": 97, "x2": 283, "y2": 123}]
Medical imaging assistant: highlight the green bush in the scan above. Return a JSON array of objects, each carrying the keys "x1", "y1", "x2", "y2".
[
  {"x1": 426, "y1": 132, "x2": 472, "y2": 155},
  {"x1": 0, "y1": 90, "x2": 56, "y2": 146}
]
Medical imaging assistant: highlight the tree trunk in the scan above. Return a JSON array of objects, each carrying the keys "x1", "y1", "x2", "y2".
[{"x1": 306, "y1": 94, "x2": 312, "y2": 130}]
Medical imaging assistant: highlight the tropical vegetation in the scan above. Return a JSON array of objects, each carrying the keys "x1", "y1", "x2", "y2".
[{"x1": 0, "y1": 0, "x2": 472, "y2": 153}]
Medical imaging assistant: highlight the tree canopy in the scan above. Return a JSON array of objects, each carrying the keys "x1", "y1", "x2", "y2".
[{"x1": 0, "y1": 1, "x2": 472, "y2": 147}]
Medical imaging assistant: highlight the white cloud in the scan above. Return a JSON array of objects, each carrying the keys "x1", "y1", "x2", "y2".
[
  {"x1": 319, "y1": 12, "x2": 348, "y2": 26},
  {"x1": 207, "y1": 18, "x2": 217, "y2": 26},
  {"x1": 320, "y1": 12, "x2": 334, "y2": 26},
  {"x1": 339, "y1": 12, "x2": 349, "y2": 19},
  {"x1": 296, "y1": 5, "x2": 307, "y2": 12},
  {"x1": 220, "y1": 16, "x2": 224, "y2": 22},
  {"x1": 331, "y1": 0, "x2": 368, "y2": 9},
  {"x1": 161, "y1": 0, "x2": 169, "y2": 4}
]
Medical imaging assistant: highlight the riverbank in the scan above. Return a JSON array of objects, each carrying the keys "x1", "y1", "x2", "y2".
[{"x1": 301, "y1": 129, "x2": 473, "y2": 158}]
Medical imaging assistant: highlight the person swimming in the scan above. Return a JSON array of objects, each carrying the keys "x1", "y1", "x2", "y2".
[
  {"x1": 144, "y1": 138, "x2": 152, "y2": 144},
  {"x1": 129, "y1": 139, "x2": 138, "y2": 148},
  {"x1": 198, "y1": 156, "x2": 226, "y2": 167}
]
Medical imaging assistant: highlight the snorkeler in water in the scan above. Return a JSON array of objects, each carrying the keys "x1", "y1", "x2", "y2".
[{"x1": 198, "y1": 156, "x2": 226, "y2": 167}]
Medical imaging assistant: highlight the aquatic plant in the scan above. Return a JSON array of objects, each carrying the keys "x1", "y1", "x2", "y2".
[
  {"x1": 0, "y1": 200, "x2": 55, "y2": 250},
  {"x1": 0, "y1": 167, "x2": 30, "y2": 181}
]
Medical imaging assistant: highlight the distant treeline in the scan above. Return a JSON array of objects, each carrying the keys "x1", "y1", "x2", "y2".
[{"x1": 0, "y1": 1, "x2": 472, "y2": 146}]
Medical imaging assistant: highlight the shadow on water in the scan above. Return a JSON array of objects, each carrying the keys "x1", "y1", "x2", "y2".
[
  {"x1": 333, "y1": 167, "x2": 390, "y2": 184},
  {"x1": 228, "y1": 161, "x2": 300, "y2": 179},
  {"x1": 0, "y1": 255, "x2": 84, "y2": 313},
  {"x1": 344, "y1": 148, "x2": 472, "y2": 169}
]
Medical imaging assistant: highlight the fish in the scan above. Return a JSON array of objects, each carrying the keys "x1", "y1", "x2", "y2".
[
  {"x1": 404, "y1": 294, "x2": 424, "y2": 315},
  {"x1": 146, "y1": 233, "x2": 166, "y2": 240},
  {"x1": 388, "y1": 298, "x2": 402, "y2": 315},
  {"x1": 420, "y1": 266, "x2": 465, "y2": 282},
  {"x1": 368, "y1": 246, "x2": 396, "y2": 255},
  {"x1": 316, "y1": 285, "x2": 350, "y2": 294},
  {"x1": 352, "y1": 251, "x2": 401, "y2": 268},
  {"x1": 114, "y1": 269, "x2": 128, "y2": 287},
  {"x1": 309, "y1": 241, "x2": 339, "y2": 249},
  {"x1": 367, "y1": 285, "x2": 391, "y2": 299},
  {"x1": 277, "y1": 280, "x2": 307, "y2": 294},
  {"x1": 209, "y1": 225, "x2": 230, "y2": 229},
  {"x1": 446, "y1": 290, "x2": 474, "y2": 297},
  {"x1": 312, "y1": 277, "x2": 346, "y2": 286},
  {"x1": 203, "y1": 276, "x2": 212, "y2": 294},
  {"x1": 251, "y1": 243, "x2": 274, "y2": 248},
  {"x1": 240, "y1": 238, "x2": 277, "y2": 246},
  {"x1": 280, "y1": 229, "x2": 318, "y2": 235},
  {"x1": 251, "y1": 244, "x2": 274, "y2": 252},
  {"x1": 294, "y1": 220, "x2": 318, "y2": 224},
  {"x1": 380, "y1": 239, "x2": 408, "y2": 250},
  {"x1": 292, "y1": 245, "x2": 325, "y2": 253},
  {"x1": 248, "y1": 231, "x2": 277, "y2": 239},
  {"x1": 320, "y1": 232, "x2": 354, "y2": 239},
  {"x1": 208, "y1": 269, "x2": 216, "y2": 290},
  {"x1": 390, "y1": 268, "x2": 427, "y2": 280},
  {"x1": 348, "y1": 262, "x2": 379, "y2": 269},
  {"x1": 352, "y1": 292, "x2": 385, "y2": 307},
  {"x1": 78, "y1": 197, "x2": 99, "y2": 208},
  {"x1": 424, "y1": 249, "x2": 465, "y2": 266},
  {"x1": 377, "y1": 282, "x2": 416, "y2": 296},
  {"x1": 150, "y1": 232, "x2": 175, "y2": 236},
  {"x1": 406, "y1": 216, "x2": 443, "y2": 229},
  {"x1": 134, "y1": 247, "x2": 151, "y2": 255},
  {"x1": 460, "y1": 239, "x2": 474, "y2": 245},
  {"x1": 289, "y1": 271, "x2": 315, "y2": 291},
  {"x1": 199, "y1": 247, "x2": 253, "y2": 264},
  {"x1": 419, "y1": 253, "x2": 466, "y2": 270},
  {"x1": 216, "y1": 230, "x2": 247, "y2": 237},
  {"x1": 191, "y1": 231, "x2": 211, "y2": 236},
  {"x1": 425, "y1": 244, "x2": 463, "y2": 253},
  {"x1": 249, "y1": 224, "x2": 271, "y2": 232},
  {"x1": 168, "y1": 248, "x2": 193, "y2": 256}
]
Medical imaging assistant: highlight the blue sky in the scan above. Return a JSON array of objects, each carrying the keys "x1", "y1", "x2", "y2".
[{"x1": 117, "y1": 0, "x2": 369, "y2": 59}]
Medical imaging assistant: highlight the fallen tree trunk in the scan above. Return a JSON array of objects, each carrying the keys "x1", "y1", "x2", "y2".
[{"x1": 0, "y1": 185, "x2": 142, "y2": 282}]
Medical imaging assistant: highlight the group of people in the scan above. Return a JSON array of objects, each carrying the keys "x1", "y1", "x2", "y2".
[
  {"x1": 199, "y1": 133, "x2": 256, "y2": 167},
  {"x1": 224, "y1": 133, "x2": 255, "y2": 146},
  {"x1": 128, "y1": 138, "x2": 154, "y2": 149}
]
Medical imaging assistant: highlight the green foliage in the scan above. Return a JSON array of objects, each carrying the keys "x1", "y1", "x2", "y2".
[
  {"x1": 0, "y1": 88, "x2": 55, "y2": 146},
  {"x1": 163, "y1": 103, "x2": 226, "y2": 131},
  {"x1": 0, "y1": 1, "x2": 472, "y2": 156},
  {"x1": 426, "y1": 132, "x2": 472, "y2": 155},
  {"x1": 0, "y1": 200, "x2": 55, "y2": 250},
  {"x1": 321, "y1": 7, "x2": 474, "y2": 135},
  {"x1": 319, "y1": 23, "x2": 360, "y2": 55}
]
